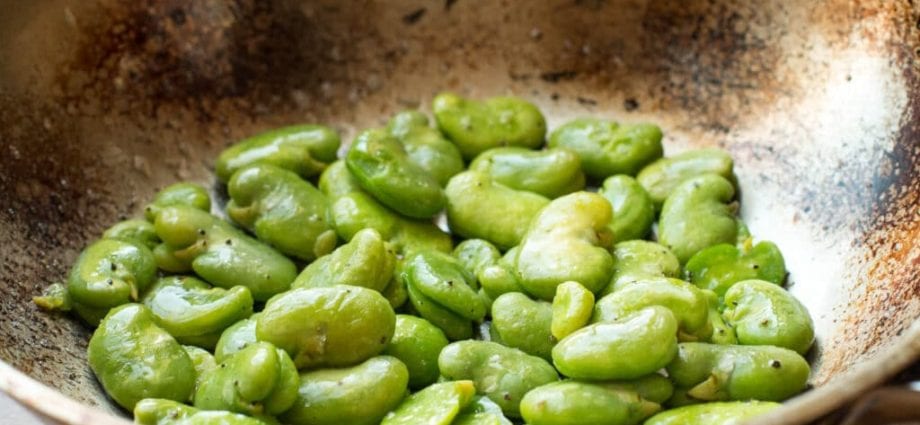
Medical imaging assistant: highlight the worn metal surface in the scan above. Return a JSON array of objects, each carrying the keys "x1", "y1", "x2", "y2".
[{"x1": 0, "y1": 0, "x2": 917, "y2": 423}]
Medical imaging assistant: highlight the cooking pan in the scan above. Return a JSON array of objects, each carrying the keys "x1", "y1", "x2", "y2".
[{"x1": 0, "y1": 0, "x2": 918, "y2": 423}]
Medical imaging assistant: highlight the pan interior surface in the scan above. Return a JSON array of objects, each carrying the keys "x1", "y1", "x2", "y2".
[{"x1": 0, "y1": 0, "x2": 917, "y2": 423}]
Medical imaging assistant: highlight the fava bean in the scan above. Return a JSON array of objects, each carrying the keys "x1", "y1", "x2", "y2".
[
  {"x1": 227, "y1": 164, "x2": 337, "y2": 261},
  {"x1": 723, "y1": 279, "x2": 814, "y2": 354},
  {"x1": 292, "y1": 228, "x2": 396, "y2": 293},
  {"x1": 667, "y1": 342, "x2": 810, "y2": 402},
  {"x1": 281, "y1": 356, "x2": 408, "y2": 425},
  {"x1": 433, "y1": 93, "x2": 546, "y2": 160},
  {"x1": 381, "y1": 380, "x2": 477, "y2": 425},
  {"x1": 491, "y1": 292, "x2": 555, "y2": 360},
  {"x1": 553, "y1": 306, "x2": 678, "y2": 380},
  {"x1": 644, "y1": 401, "x2": 781, "y2": 425},
  {"x1": 182, "y1": 346, "x2": 216, "y2": 399},
  {"x1": 383, "y1": 315, "x2": 450, "y2": 389},
  {"x1": 636, "y1": 148, "x2": 735, "y2": 208},
  {"x1": 602, "y1": 240, "x2": 680, "y2": 295},
  {"x1": 520, "y1": 381, "x2": 660, "y2": 425},
  {"x1": 346, "y1": 129, "x2": 446, "y2": 218},
  {"x1": 320, "y1": 161, "x2": 452, "y2": 256},
  {"x1": 658, "y1": 174, "x2": 738, "y2": 263},
  {"x1": 88, "y1": 304, "x2": 195, "y2": 410},
  {"x1": 102, "y1": 219, "x2": 160, "y2": 250},
  {"x1": 516, "y1": 192, "x2": 614, "y2": 300},
  {"x1": 214, "y1": 314, "x2": 259, "y2": 361},
  {"x1": 548, "y1": 118, "x2": 663, "y2": 179},
  {"x1": 154, "y1": 206, "x2": 297, "y2": 301},
  {"x1": 469, "y1": 147, "x2": 585, "y2": 198},
  {"x1": 593, "y1": 278, "x2": 711, "y2": 341},
  {"x1": 685, "y1": 240, "x2": 786, "y2": 298},
  {"x1": 134, "y1": 399, "x2": 277, "y2": 425},
  {"x1": 551, "y1": 281, "x2": 595, "y2": 341},
  {"x1": 142, "y1": 276, "x2": 253, "y2": 349},
  {"x1": 256, "y1": 286, "x2": 395, "y2": 369},
  {"x1": 215, "y1": 124, "x2": 340, "y2": 183},
  {"x1": 446, "y1": 171, "x2": 549, "y2": 250},
  {"x1": 67, "y1": 239, "x2": 157, "y2": 326},
  {"x1": 195, "y1": 341, "x2": 299, "y2": 416},
  {"x1": 598, "y1": 175, "x2": 654, "y2": 242},
  {"x1": 405, "y1": 250, "x2": 486, "y2": 322},
  {"x1": 145, "y1": 183, "x2": 212, "y2": 222},
  {"x1": 439, "y1": 341, "x2": 559, "y2": 418},
  {"x1": 387, "y1": 110, "x2": 465, "y2": 186}
]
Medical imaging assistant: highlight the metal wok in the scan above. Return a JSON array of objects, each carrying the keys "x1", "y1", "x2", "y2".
[{"x1": 0, "y1": 0, "x2": 918, "y2": 423}]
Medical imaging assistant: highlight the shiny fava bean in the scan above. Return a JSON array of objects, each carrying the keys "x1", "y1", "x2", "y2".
[
  {"x1": 87, "y1": 304, "x2": 195, "y2": 410},
  {"x1": 256, "y1": 286, "x2": 395, "y2": 369},
  {"x1": 194, "y1": 341, "x2": 299, "y2": 416},
  {"x1": 636, "y1": 148, "x2": 734, "y2": 209},
  {"x1": 102, "y1": 219, "x2": 160, "y2": 250},
  {"x1": 553, "y1": 306, "x2": 678, "y2": 381},
  {"x1": 404, "y1": 250, "x2": 487, "y2": 322},
  {"x1": 382, "y1": 272, "x2": 409, "y2": 309},
  {"x1": 432, "y1": 92, "x2": 546, "y2": 160},
  {"x1": 548, "y1": 118, "x2": 664, "y2": 179},
  {"x1": 281, "y1": 356, "x2": 409, "y2": 425},
  {"x1": 66, "y1": 239, "x2": 157, "y2": 326},
  {"x1": 453, "y1": 239, "x2": 502, "y2": 284},
  {"x1": 658, "y1": 174, "x2": 739, "y2": 263},
  {"x1": 704, "y1": 290, "x2": 737, "y2": 345},
  {"x1": 644, "y1": 401, "x2": 781, "y2": 425},
  {"x1": 446, "y1": 171, "x2": 550, "y2": 250},
  {"x1": 214, "y1": 313, "x2": 260, "y2": 361},
  {"x1": 154, "y1": 206, "x2": 297, "y2": 301},
  {"x1": 593, "y1": 278, "x2": 711, "y2": 341},
  {"x1": 516, "y1": 192, "x2": 614, "y2": 300},
  {"x1": 454, "y1": 396, "x2": 513, "y2": 425},
  {"x1": 387, "y1": 110, "x2": 465, "y2": 186},
  {"x1": 383, "y1": 315, "x2": 449, "y2": 389},
  {"x1": 320, "y1": 161, "x2": 452, "y2": 256},
  {"x1": 215, "y1": 124, "x2": 340, "y2": 183},
  {"x1": 292, "y1": 228, "x2": 396, "y2": 293},
  {"x1": 144, "y1": 182, "x2": 212, "y2": 222},
  {"x1": 520, "y1": 381, "x2": 661, "y2": 425},
  {"x1": 600, "y1": 374, "x2": 675, "y2": 405},
  {"x1": 183, "y1": 345, "x2": 216, "y2": 398},
  {"x1": 438, "y1": 340, "x2": 559, "y2": 418},
  {"x1": 469, "y1": 147, "x2": 586, "y2": 198},
  {"x1": 603, "y1": 240, "x2": 680, "y2": 295},
  {"x1": 598, "y1": 175, "x2": 655, "y2": 243},
  {"x1": 551, "y1": 281, "x2": 595, "y2": 340},
  {"x1": 152, "y1": 243, "x2": 193, "y2": 273},
  {"x1": 134, "y1": 399, "x2": 278, "y2": 425},
  {"x1": 406, "y1": 277, "x2": 473, "y2": 341},
  {"x1": 227, "y1": 164, "x2": 337, "y2": 261},
  {"x1": 667, "y1": 342, "x2": 810, "y2": 402},
  {"x1": 381, "y1": 380, "x2": 477, "y2": 425},
  {"x1": 141, "y1": 276, "x2": 254, "y2": 349},
  {"x1": 684, "y1": 240, "x2": 787, "y2": 298},
  {"x1": 723, "y1": 280, "x2": 814, "y2": 354},
  {"x1": 477, "y1": 246, "x2": 526, "y2": 300},
  {"x1": 346, "y1": 129, "x2": 446, "y2": 218},
  {"x1": 491, "y1": 292, "x2": 554, "y2": 360}
]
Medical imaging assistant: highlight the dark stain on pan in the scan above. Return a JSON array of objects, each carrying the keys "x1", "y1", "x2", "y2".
[
  {"x1": 819, "y1": 5, "x2": 920, "y2": 381},
  {"x1": 0, "y1": 94, "x2": 108, "y2": 406}
]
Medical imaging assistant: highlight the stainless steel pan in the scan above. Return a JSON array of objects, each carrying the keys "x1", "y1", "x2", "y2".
[{"x1": 1, "y1": 0, "x2": 918, "y2": 423}]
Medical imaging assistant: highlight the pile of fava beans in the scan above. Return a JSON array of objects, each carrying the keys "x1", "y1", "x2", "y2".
[{"x1": 35, "y1": 92, "x2": 815, "y2": 425}]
